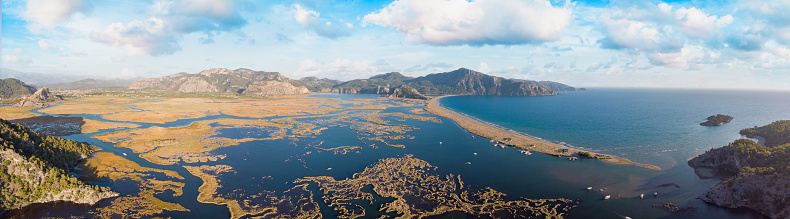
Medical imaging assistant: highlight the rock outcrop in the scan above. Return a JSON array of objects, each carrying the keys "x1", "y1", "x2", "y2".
[
  {"x1": 690, "y1": 122, "x2": 790, "y2": 219},
  {"x1": 699, "y1": 174, "x2": 790, "y2": 219},
  {"x1": 387, "y1": 85, "x2": 427, "y2": 100},
  {"x1": 129, "y1": 68, "x2": 310, "y2": 96},
  {"x1": 14, "y1": 87, "x2": 62, "y2": 107},
  {"x1": 688, "y1": 146, "x2": 748, "y2": 179}
]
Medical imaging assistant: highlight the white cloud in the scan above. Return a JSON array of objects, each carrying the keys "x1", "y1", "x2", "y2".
[
  {"x1": 477, "y1": 62, "x2": 490, "y2": 73},
  {"x1": 38, "y1": 39, "x2": 54, "y2": 50},
  {"x1": 363, "y1": 0, "x2": 571, "y2": 46},
  {"x1": 24, "y1": 0, "x2": 91, "y2": 29},
  {"x1": 598, "y1": 14, "x2": 682, "y2": 52},
  {"x1": 292, "y1": 59, "x2": 321, "y2": 78},
  {"x1": 5, "y1": 48, "x2": 33, "y2": 67},
  {"x1": 90, "y1": 17, "x2": 179, "y2": 56},
  {"x1": 90, "y1": 0, "x2": 248, "y2": 56},
  {"x1": 292, "y1": 4, "x2": 353, "y2": 39},
  {"x1": 669, "y1": 5, "x2": 732, "y2": 39}
]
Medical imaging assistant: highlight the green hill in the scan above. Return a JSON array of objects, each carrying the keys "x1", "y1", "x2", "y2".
[
  {"x1": 0, "y1": 119, "x2": 117, "y2": 212},
  {"x1": 0, "y1": 78, "x2": 37, "y2": 103}
]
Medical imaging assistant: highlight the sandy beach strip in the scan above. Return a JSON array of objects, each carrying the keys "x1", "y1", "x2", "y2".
[{"x1": 425, "y1": 96, "x2": 661, "y2": 170}]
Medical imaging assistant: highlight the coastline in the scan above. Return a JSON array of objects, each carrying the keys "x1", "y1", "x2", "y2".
[{"x1": 424, "y1": 95, "x2": 661, "y2": 170}]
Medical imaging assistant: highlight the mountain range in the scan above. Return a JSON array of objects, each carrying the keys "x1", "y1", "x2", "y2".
[
  {"x1": 326, "y1": 68, "x2": 581, "y2": 97},
  {"x1": 129, "y1": 68, "x2": 310, "y2": 96},
  {"x1": 5, "y1": 67, "x2": 582, "y2": 99}
]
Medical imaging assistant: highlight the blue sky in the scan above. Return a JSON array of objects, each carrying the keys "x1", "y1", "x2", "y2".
[{"x1": 2, "y1": 0, "x2": 790, "y2": 90}]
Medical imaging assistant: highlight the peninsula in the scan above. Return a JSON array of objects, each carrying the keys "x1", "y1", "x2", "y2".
[{"x1": 425, "y1": 96, "x2": 661, "y2": 170}]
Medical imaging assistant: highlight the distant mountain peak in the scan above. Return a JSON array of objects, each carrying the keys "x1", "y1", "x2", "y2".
[{"x1": 131, "y1": 68, "x2": 309, "y2": 96}]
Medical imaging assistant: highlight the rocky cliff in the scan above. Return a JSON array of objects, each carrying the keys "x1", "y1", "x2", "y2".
[
  {"x1": 14, "y1": 87, "x2": 62, "y2": 107},
  {"x1": 387, "y1": 85, "x2": 427, "y2": 100},
  {"x1": 0, "y1": 119, "x2": 117, "y2": 213},
  {"x1": 129, "y1": 68, "x2": 310, "y2": 96},
  {"x1": 689, "y1": 122, "x2": 790, "y2": 219}
]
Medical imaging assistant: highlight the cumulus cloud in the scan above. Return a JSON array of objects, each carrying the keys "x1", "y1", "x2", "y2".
[
  {"x1": 363, "y1": 0, "x2": 572, "y2": 46},
  {"x1": 24, "y1": 0, "x2": 91, "y2": 28},
  {"x1": 90, "y1": 0, "x2": 248, "y2": 56},
  {"x1": 598, "y1": 13, "x2": 683, "y2": 53},
  {"x1": 293, "y1": 4, "x2": 353, "y2": 39},
  {"x1": 658, "y1": 3, "x2": 732, "y2": 39}
]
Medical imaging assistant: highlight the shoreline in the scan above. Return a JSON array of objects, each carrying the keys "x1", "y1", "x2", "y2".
[{"x1": 424, "y1": 95, "x2": 661, "y2": 170}]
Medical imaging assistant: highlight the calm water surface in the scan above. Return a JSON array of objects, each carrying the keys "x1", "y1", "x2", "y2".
[{"x1": 8, "y1": 89, "x2": 790, "y2": 218}]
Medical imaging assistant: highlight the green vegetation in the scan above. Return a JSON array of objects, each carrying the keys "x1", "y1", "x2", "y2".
[
  {"x1": 740, "y1": 120, "x2": 790, "y2": 147},
  {"x1": 0, "y1": 78, "x2": 37, "y2": 102},
  {"x1": 0, "y1": 118, "x2": 111, "y2": 212},
  {"x1": 728, "y1": 139, "x2": 790, "y2": 176},
  {"x1": 700, "y1": 114, "x2": 734, "y2": 126},
  {"x1": 578, "y1": 151, "x2": 594, "y2": 158}
]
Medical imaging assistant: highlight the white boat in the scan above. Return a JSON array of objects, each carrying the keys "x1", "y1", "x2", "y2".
[
  {"x1": 654, "y1": 192, "x2": 658, "y2": 196},
  {"x1": 465, "y1": 162, "x2": 471, "y2": 165},
  {"x1": 587, "y1": 187, "x2": 592, "y2": 190},
  {"x1": 525, "y1": 151, "x2": 532, "y2": 155},
  {"x1": 122, "y1": 153, "x2": 127, "y2": 156},
  {"x1": 439, "y1": 142, "x2": 442, "y2": 144},
  {"x1": 473, "y1": 153, "x2": 478, "y2": 156},
  {"x1": 327, "y1": 168, "x2": 332, "y2": 171},
  {"x1": 640, "y1": 194, "x2": 644, "y2": 199},
  {"x1": 604, "y1": 195, "x2": 611, "y2": 200}
]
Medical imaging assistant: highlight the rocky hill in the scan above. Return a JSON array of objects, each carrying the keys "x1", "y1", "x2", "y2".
[
  {"x1": 51, "y1": 77, "x2": 144, "y2": 89},
  {"x1": 129, "y1": 68, "x2": 309, "y2": 96},
  {"x1": 14, "y1": 87, "x2": 62, "y2": 107},
  {"x1": 296, "y1": 77, "x2": 341, "y2": 93},
  {"x1": 0, "y1": 119, "x2": 117, "y2": 213},
  {"x1": 689, "y1": 121, "x2": 790, "y2": 218},
  {"x1": 0, "y1": 78, "x2": 37, "y2": 104},
  {"x1": 331, "y1": 68, "x2": 577, "y2": 97}
]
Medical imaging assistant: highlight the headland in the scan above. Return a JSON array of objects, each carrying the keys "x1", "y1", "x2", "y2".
[{"x1": 425, "y1": 95, "x2": 661, "y2": 170}]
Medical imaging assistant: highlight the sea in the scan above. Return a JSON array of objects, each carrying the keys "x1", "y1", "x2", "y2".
[
  {"x1": 6, "y1": 88, "x2": 790, "y2": 218},
  {"x1": 440, "y1": 88, "x2": 790, "y2": 219}
]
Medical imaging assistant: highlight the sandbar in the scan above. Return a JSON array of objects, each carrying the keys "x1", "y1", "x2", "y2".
[{"x1": 425, "y1": 96, "x2": 661, "y2": 170}]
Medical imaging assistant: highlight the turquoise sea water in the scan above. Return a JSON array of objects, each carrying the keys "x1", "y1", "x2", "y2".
[
  {"x1": 440, "y1": 88, "x2": 790, "y2": 219},
  {"x1": 5, "y1": 89, "x2": 789, "y2": 218}
]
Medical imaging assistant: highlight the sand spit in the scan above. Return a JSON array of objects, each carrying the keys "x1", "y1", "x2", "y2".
[{"x1": 425, "y1": 96, "x2": 661, "y2": 170}]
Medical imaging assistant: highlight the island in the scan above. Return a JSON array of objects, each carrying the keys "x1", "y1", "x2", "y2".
[
  {"x1": 425, "y1": 96, "x2": 661, "y2": 170},
  {"x1": 688, "y1": 120, "x2": 790, "y2": 218},
  {"x1": 700, "y1": 114, "x2": 733, "y2": 126}
]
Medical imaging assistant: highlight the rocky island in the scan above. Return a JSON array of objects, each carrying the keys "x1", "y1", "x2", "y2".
[
  {"x1": 700, "y1": 114, "x2": 733, "y2": 126},
  {"x1": 689, "y1": 120, "x2": 790, "y2": 218}
]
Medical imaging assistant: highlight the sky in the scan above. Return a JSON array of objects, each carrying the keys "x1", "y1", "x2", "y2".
[{"x1": 1, "y1": 0, "x2": 790, "y2": 90}]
